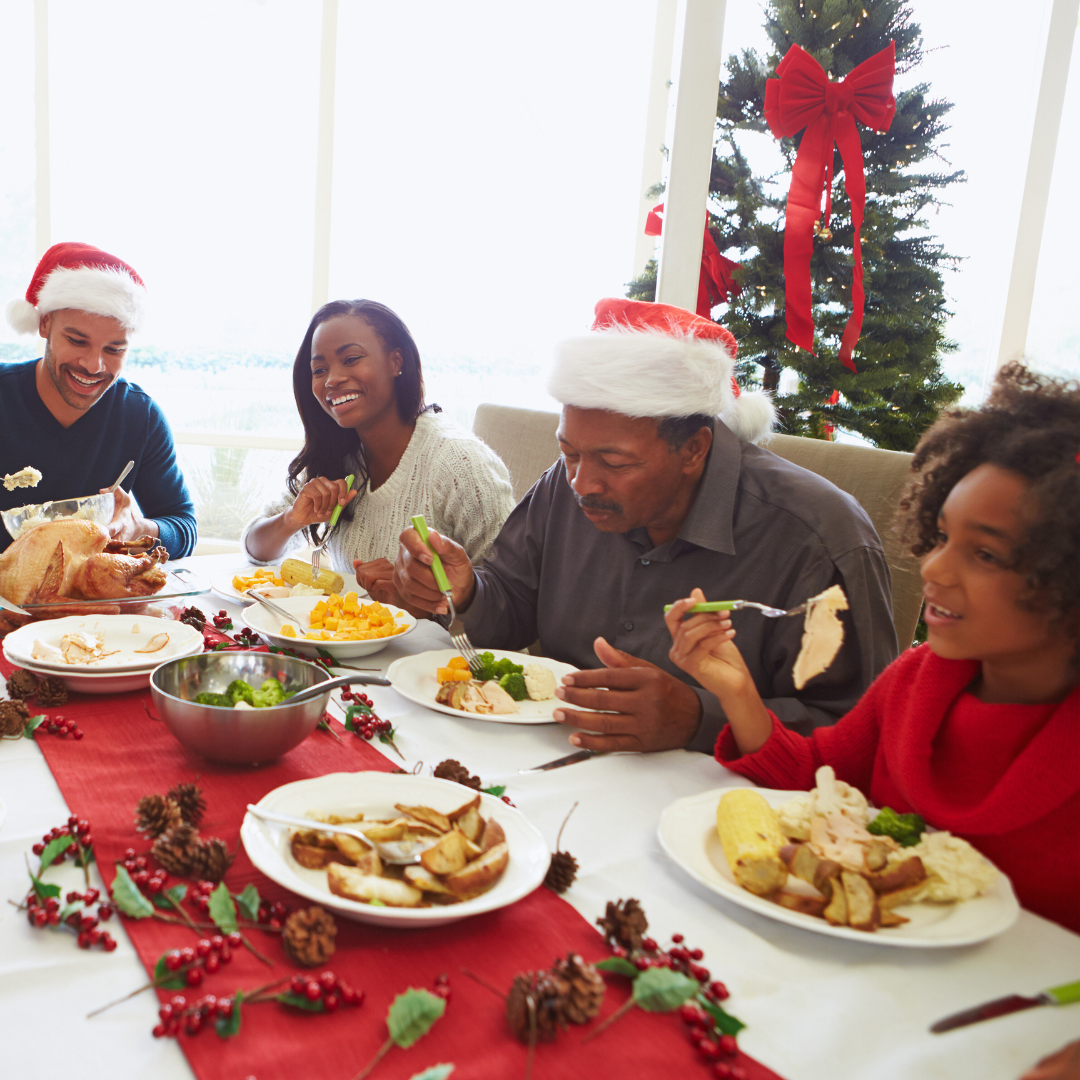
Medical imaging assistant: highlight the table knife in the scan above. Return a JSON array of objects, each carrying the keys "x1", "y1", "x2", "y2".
[
  {"x1": 930, "y1": 979, "x2": 1080, "y2": 1033},
  {"x1": 520, "y1": 749, "x2": 598, "y2": 773},
  {"x1": 0, "y1": 593, "x2": 30, "y2": 617}
]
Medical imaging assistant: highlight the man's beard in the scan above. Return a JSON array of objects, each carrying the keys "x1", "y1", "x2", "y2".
[
  {"x1": 574, "y1": 492, "x2": 624, "y2": 516},
  {"x1": 43, "y1": 340, "x2": 115, "y2": 410}
]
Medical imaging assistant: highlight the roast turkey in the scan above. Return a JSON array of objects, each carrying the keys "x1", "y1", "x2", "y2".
[{"x1": 0, "y1": 519, "x2": 168, "y2": 605}]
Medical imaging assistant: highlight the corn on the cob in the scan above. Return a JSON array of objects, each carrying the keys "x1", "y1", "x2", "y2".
[
  {"x1": 280, "y1": 558, "x2": 345, "y2": 596},
  {"x1": 716, "y1": 789, "x2": 788, "y2": 897}
]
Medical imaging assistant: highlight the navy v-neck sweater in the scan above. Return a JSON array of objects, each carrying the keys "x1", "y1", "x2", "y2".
[{"x1": 0, "y1": 360, "x2": 196, "y2": 556}]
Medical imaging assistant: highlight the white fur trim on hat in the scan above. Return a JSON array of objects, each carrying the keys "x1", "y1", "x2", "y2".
[
  {"x1": 5, "y1": 298, "x2": 40, "y2": 336},
  {"x1": 549, "y1": 325, "x2": 775, "y2": 443},
  {"x1": 26, "y1": 265, "x2": 145, "y2": 333}
]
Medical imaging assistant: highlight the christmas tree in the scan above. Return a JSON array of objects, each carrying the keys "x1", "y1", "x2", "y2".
[{"x1": 630, "y1": 0, "x2": 964, "y2": 449}]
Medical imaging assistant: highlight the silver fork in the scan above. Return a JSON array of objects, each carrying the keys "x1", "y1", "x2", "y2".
[
  {"x1": 311, "y1": 472, "x2": 356, "y2": 581},
  {"x1": 663, "y1": 599, "x2": 809, "y2": 618},
  {"x1": 411, "y1": 514, "x2": 484, "y2": 675}
]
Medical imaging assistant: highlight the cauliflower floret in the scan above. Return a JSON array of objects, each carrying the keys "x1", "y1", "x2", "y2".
[{"x1": 523, "y1": 663, "x2": 556, "y2": 701}]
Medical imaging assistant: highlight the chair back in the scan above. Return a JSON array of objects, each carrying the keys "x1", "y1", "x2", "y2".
[{"x1": 472, "y1": 404, "x2": 922, "y2": 648}]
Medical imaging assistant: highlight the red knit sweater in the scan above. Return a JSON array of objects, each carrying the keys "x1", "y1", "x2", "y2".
[{"x1": 716, "y1": 645, "x2": 1080, "y2": 934}]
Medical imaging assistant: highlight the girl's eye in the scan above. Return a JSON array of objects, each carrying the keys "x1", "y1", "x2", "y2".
[
  {"x1": 933, "y1": 529, "x2": 947, "y2": 545},
  {"x1": 311, "y1": 367, "x2": 326, "y2": 377},
  {"x1": 975, "y1": 549, "x2": 1002, "y2": 565}
]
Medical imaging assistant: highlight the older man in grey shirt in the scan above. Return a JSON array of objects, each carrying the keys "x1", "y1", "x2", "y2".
[{"x1": 395, "y1": 298, "x2": 898, "y2": 755}]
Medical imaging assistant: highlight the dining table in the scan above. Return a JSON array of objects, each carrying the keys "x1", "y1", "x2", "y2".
[{"x1": 2, "y1": 552, "x2": 1077, "y2": 1080}]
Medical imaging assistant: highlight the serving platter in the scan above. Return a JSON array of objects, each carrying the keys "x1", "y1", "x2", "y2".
[
  {"x1": 240, "y1": 771, "x2": 549, "y2": 928},
  {"x1": 3, "y1": 614, "x2": 203, "y2": 674},
  {"x1": 658, "y1": 786, "x2": 1019, "y2": 948},
  {"x1": 386, "y1": 649, "x2": 576, "y2": 725},
  {"x1": 241, "y1": 595, "x2": 416, "y2": 659}
]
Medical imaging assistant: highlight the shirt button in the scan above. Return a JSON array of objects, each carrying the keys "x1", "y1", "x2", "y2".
[
  {"x1": 641, "y1": 559, "x2": 650, "y2": 566},
  {"x1": 623, "y1": 620, "x2": 634, "y2": 631}
]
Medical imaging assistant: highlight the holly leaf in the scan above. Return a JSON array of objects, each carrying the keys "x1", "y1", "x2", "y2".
[
  {"x1": 480, "y1": 785, "x2": 505, "y2": 797},
  {"x1": 387, "y1": 988, "x2": 446, "y2": 1049},
  {"x1": 22, "y1": 714, "x2": 45, "y2": 738},
  {"x1": 216, "y1": 990, "x2": 243, "y2": 1038},
  {"x1": 29, "y1": 873, "x2": 60, "y2": 900},
  {"x1": 408, "y1": 1067, "x2": 454, "y2": 1080},
  {"x1": 111, "y1": 864, "x2": 155, "y2": 918},
  {"x1": 152, "y1": 884, "x2": 189, "y2": 910},
  {"x1": 72, "y1": 842, "x2": 95, "y2": 868},
  {"x1": 38, "y1": 833, "x2": 75, "y2": 873},
  {"x1": 276, "y1": 990, "x2": 326, "y2": 1012},
  {"x1": 153, "y1": 953, "x2": 188, "y2": 990},
  {"x1": 596, "y1": 956, "x2": 639, "y2": 978},
  {"x1": 344, "y1": 704, "x2": 372, "y2": 733},
  {"x1": 233, "y1": 883, "x2": 260, "y2": 922},
  {"x1": 696, "y1": 993, "x2": 746, "y2": 1037},
  {"x1": 632, "y1": 968, "x2": 699, "y2": 1013},
  {"x1": 208, "y1": 882, "x2": 237, "y2": 934},
  {"x1": 59, "y1": 901, "x2": 82, "y2": 921}
]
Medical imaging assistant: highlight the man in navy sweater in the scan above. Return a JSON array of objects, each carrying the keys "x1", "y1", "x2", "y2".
[{"x1": 1, "y1": 242, "x2": 196, "y2": 557}]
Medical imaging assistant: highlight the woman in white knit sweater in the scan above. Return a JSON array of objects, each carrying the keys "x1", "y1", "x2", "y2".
[{"x1": 243, "y1": 300, "x2": 515, "y2": 607}]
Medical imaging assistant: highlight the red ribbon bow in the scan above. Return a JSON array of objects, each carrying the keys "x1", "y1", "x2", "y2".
[
  {"x1": 765, "y1": 42, "x2": 896, "y2": 372},
  {"x1": 645, "y1": 203, "x2": 741, "y2": 317}
]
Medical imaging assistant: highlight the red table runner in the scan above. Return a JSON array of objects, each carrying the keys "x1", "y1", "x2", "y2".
[{"x1": 9, "y1": 661, "x2": 783, "y2": 1080}]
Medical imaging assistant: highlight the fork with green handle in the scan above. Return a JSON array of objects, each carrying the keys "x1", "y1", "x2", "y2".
[
  {"x1": 310, "y1": 472, "x2": 355, "y2": 581},
  {"x1": 663, "y1": 599, "x2": 809, "y2": 618},
  {"x1": 411, "y1": 514, "x2": 484, "y2": 675}
]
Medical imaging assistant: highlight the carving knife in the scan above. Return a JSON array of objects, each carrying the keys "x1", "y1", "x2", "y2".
[
  {"x1": 930, "y1": 979, "x2": 1080, "y2": 1033},
  {"x1": 520, "y1": 749, "x2": 598, "y2": 773}
]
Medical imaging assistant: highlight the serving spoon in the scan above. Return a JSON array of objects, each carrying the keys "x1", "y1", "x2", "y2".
[{"x1": 245, "y1": 804, "x2": 438, "y2": 865}]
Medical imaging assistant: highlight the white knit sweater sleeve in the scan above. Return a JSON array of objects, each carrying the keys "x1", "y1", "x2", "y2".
[{"x1": 425, "y1": 427, "x2": 516, "y2": 564}]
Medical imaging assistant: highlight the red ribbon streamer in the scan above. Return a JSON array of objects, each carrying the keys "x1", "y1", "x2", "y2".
[
  {"x1": 764, "y1": 42, "x2": 896, "y2": 373},
  {"x1": 646, "y1": 203, "x2": 741, "y2": 317}
]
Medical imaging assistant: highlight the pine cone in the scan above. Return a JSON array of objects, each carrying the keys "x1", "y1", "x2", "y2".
[
  {"x1": 6, "y1": 669, "x2": 39, "y2": 700},
  {"x1": 152, "y1": 823, "x2": 201, "y2": 877},
  {"x1": 36, "y1": 677, "x2": 68, "y2": 707},
  {"x1": 550, "y1": 953, "x2": 605, "y2": 1023},
  {"x1": 0, "y1": 698, "x2": 30, "y2": 737},
  {"x1": 596, "y1": 898, "x2": 648, "y2": 952},
  {"x1": 544, "y1": 850, "x2": 579, "y2": 894},
  {"x1": 167, "y1": 782, "x2": 207, "y2": 827},
  {"x1": 506, "y1": 970, "x2": 569, "y2": 1044},
  {"x1": 135, "y1": 794, "x2": 182, "y2": 838},
  {"x1": 433, "y1": 759, "x2": 482, "y2": 790},
  {"x1": 282, "y1": 906, "x2": 337, "y2": 967},
  {"x1": 189, "y1": 837, "x2": 232, "y2": 883},
  {"x1": 179, "y1": 606, "x2": 207, "y2": 630}
]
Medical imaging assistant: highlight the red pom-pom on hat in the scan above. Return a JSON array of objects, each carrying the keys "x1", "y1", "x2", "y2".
[
  {"x1": 549, "y1": 298, "x2": 775, "y2": 443},
  {"x1": 6, "y1": 242, "x2": 146, "y2": 336}
]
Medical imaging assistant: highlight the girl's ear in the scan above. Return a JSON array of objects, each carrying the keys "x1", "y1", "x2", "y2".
[{"x1": 391, "y1": 349, "x2": 404, "y2": 378}]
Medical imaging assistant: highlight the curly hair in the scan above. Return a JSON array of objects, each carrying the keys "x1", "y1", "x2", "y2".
[{"x1": 897, "y1": 363, "x2": 1080, "y2": 632}]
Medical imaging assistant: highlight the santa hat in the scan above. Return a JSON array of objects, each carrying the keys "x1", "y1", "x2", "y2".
[
  {"x1": 6, "y1": 242, "x2": 146, "y2": 336},
  {"x1": 549, "y1": 298, "x2": 776, "y2": 443}
]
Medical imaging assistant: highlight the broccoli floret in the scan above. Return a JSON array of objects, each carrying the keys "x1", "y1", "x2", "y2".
[
  {"x1": 498, "y1": 671, "x2": 528, "y2": 701},
  {"x1": 254, "y1": 678, "x2": 286, "y2": 707},
  {"x1": 473, "y1": 651, "x2": 498, "y2": 681},
  {"x1": 194, "y1": 691, "x2": 233, "y2": 707},
  {"x1": 491, "y1": 658, "x2": 524, "y2": 680},
  {"x1": 226, "y1": 679, "x2": 255, "y2": 706},
  {"x1": 867, "y1": 807, "x2": 926, "y2": 847}
]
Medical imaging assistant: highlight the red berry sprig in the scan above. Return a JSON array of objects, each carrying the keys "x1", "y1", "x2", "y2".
[
  {"x1": 32, "y1": 816, "x2": 93, "y2": 861},
  {"x1": 255, "y1": 898, "x2": 291, "y2": 931},
  {"x1": 34, "y1": 714, "x2": 84, "y2": 740},
  {"x1": 341, "y1": 691, "x2": 402, "y2": 758},
  {"x1": 212, "y1": 610, "x2": 234, "y2": 631},
  {"x1": 119, "y1": 848, "x2": 170, "y2": 894}
]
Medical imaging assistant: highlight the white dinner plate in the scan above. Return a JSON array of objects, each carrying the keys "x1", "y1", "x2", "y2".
[
  {"x1": 241, "y1": 772, "x2": 549, "y2": 928},
  {"x1": 11, "y1": 658, "x2": 163, "y2": 695},
  {"x1": 241, "y1": 595, "x2": 416, "y2": 659},
  {"x1": 212, "y1": 566, "x2": 363, "y2": 604},
  {"x1": 386, "y1": 649, "x2": 576, "y2": 725},
  {"x1": 657, "y1": 787, "x2": 1020, "y2": 948},
  {"x1": 3, "y1": 615, "x2": 204, "y2": 674}
]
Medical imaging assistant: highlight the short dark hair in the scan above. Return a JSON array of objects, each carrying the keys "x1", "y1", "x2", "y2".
[
  {"x1": 898, "y1": 362, "x2": 1080, "y2": 634},
  {"x1": 287, "y1": 299, "x2": 436, "y2": 543},
  {"x1": 656, "y1": 414, "x2": 716, "y2": 450}
]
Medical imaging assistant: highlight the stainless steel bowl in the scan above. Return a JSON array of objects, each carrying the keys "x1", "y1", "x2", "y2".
[{"x1": 150, "y1": 651, "x2": 335, "y2": 765}]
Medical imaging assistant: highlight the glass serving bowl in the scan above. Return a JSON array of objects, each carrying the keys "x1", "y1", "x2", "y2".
[{"x1": 1, "y1": 491, "x2": 115, "y2": 541}]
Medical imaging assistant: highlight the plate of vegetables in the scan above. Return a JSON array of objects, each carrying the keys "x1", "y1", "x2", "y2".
[{"x1": 385, "y1": 649, "x2": 576, "y2": 724}]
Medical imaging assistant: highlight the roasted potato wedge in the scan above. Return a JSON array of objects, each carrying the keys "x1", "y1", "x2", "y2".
[
  {"x1": 444, "y1": 841, "x2": 509, "y2": 896},
  {"x1": 773, "y1": 891, "x2": 828, "y2": 917},
  {"x1": 419, "y1": 829, "x2": 469, "y2": 875},
  {"x1": 360, "y1": 819, "x2": 410, "y2": 842},
  {"x1": 455, "y1": 805, "x2": 483, "y2": 842},
  {"x1": 291, "y1": 840, "x2": 349, "y2": 870},
  {"x1": 327, "y1": 864, "x2": 423, "y2": 907},
  {"x1": 446, "y1": 794, "x2": 482, "y2": 821},
  {"x1": 395, "y1": 804, "x2": 451, "y2": 833},
  {"x1": 306, "y1": 810, "x2": 365, "y2": 825},
  {"x1": 403, "y1": 865, "x2": 454, "y2": 895},
  {"x1": 866, "y1": 856, "x2": 926, "y2": 895},
  {"x1": 841, "y1": 870, "x2": 880, "y2": 932},
  {"x1": 823, "y1": 877, "x2": 848, "y2": 926},
  {"x1": 479, "y1": 818, "x2": 506, "y2": 853}
]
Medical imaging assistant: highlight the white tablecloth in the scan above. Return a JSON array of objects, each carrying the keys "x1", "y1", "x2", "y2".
[{"x1": 3, "y1": 554, "x2": 1077, "y2": 1080}]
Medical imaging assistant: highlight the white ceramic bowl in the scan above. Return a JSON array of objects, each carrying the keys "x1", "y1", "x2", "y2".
[
  {"x1": 241, "y1": 595, "x2": 416, "y2": 659},
  {"x1": 10, "y1": 658, "x2": 163, "y2": 695},
  {"x1": 241, "y1": 771, "x2": 549, "y2": 928}
]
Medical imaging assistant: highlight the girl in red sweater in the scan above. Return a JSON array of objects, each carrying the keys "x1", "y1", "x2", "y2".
[{"x1": 665, "y1": 363, "x2": 1079, "y2": 938}]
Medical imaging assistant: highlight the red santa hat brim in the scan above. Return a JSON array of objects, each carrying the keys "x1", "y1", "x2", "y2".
[
  {"x1": 548, "y1": 298, "x2": 776, "y2": 443},
  {"x1": 6, "y1": 242, "x2": 146, "y2": 335}
]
